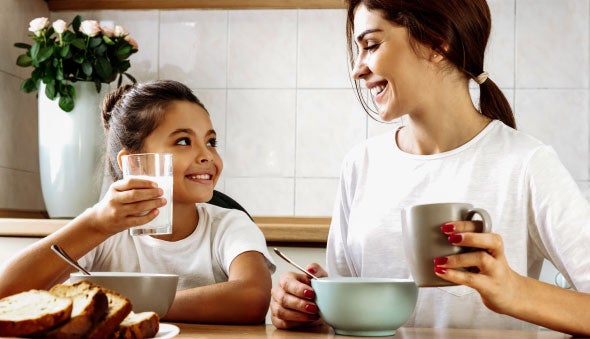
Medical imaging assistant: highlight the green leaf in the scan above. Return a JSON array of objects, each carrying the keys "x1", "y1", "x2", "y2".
[
  {"x1": 73, "y1": 55, "x2": 84, "y2": 64},
  {"x1": 59, "y1": 95, "x2": 75, "y2": 112},
  {"x1": 102, "y1": 35, "x2": 115, "y2": 45},
  {"x1": 30, "y1": 41, "x2": 41, "y2": 61},
  {"x1": 59, "y1": 44, "x2": 70, "y2": 57},
  {"x1": 95, "y1": 43, "x2": 107, "y2": 55},
  {"x1": 62, "y1": 31, "x2": 75, "y2": 43},
  {"x1": 14, "y1": 42, "x2": 31, "y2": 49},
  {"x1": 124, "y1": 72, "x2": 137, "y2": 84},
  {"x1": 20, "y1": 78, "x2": 37, "y2": 93},
  {"x1": 115, "y1": 45, "x2": 132, "y2": 59},
  {"x1": 37, "y1": 46, "x2": 53, "y2": 63},
  {"x1": 45, "y1": 82, "x2": 56, "y2": 100},
  {"x1": 117, "y1": 60, "x2": 131, "y2": 73},
  {"x1": 82, "y1": 62, "x2": 93, "y2": 76},
  {"x1": 71, "y1": 38, "x2": 86, "y2": 50},
  {"x1": 16, "y1": 54, "x2": 32, "y2": 67},
  {"x1": 72, "y1": 15, "x2": 82, "y2": 32},
  {"x1": 95, "y1": 57, "x2": 112, "y2": 80},
  {"x1": 89, "y1": 36, "x2": 102, "y2": 48},
  {"x1": 94, "y1": 81, "x2": 102, "y2": 93}
]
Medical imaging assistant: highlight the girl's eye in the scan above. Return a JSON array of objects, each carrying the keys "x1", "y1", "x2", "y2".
[
  {"x1": 176, "y1": 137, "x2": 191, "y2": 146},
  {"x1": 364, "y1": 43, "x2": 379, "y2": 51},
  {"x1": 207, "y1": 138, "x2": 218, "y2": 148}
]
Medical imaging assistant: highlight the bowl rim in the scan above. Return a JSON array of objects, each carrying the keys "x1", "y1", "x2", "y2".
[
  {"x1": 70, "y1": 272, "x2": 179, "y2": 278},
  {"x1": 312, "y1": 277, "x2": 415, "y2": 283}
]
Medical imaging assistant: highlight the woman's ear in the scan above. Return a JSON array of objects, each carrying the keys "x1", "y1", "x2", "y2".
[{"x1": 117, "y1": 149, "x2": 131, "y2": 172}]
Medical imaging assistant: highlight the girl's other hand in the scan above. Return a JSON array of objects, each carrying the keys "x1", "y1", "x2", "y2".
[
  {"x1": 88, "y1": 177, "x2": 167, "y2": 235},
  {"x1": 435, "y1": 221, "x2": 525, "y2": 314},
  {"x1": 270, "y1": 263, "x2": 327, "y2": 329}
]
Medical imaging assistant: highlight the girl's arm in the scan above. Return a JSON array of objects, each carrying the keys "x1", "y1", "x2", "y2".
[
  {"x1": 0, "y1": 178, "x2": 165, "y2": 297},
  {"x1": 163, "y1": 251, "x2": 272, "y2": 324}
]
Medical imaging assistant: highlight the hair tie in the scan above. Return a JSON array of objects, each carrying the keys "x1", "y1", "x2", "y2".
[{"x1": 475, "y1": 71, "x2": 489, "y2": 85}]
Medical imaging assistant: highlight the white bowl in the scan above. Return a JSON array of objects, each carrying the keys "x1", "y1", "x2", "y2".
[
  {"x1": 70, "y1": 272, "x2": 179, "y2": 317},
  {"x1": 311, "y1": 277, "x2": 418, "y2": 336}
]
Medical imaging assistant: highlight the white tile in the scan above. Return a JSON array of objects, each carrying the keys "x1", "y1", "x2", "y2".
[
  {"x1": 0, "y1": 0, "x2": 49, "y2": 78},
  {"x1": 296, "y1": 89, "x2": 366, "y2": 177},
  {"x1": 295, "y1": 178, "x2": 338, "y2": 216},
  {"x1": 516, "y1": 0, "x2": 589, "y2": 88},
  {"x1": 225, "y1": 89, "x2": 296, "y2": 177},
  {"x1": 298, "y1": 9, "x2": 350, "y2": 88},
  {"x1": 0, "y1": 167, "x2": 45, "y2": 210},
  {"x1": 469, "y1": 88, "x2": 515, "y2": 119},
  {"x1": 486, "y1": 0, "x2": 515, "y2": 88},
  {"x1": 515, "y1": 89, "x2": 589, "y2": 180},
  {"x1": 94, "y1": 10, "x2": 160, "y2": 83},
  {"x1": 228, "y1": 10, "x2": 297, "y2": 88},
  {"x1": 160, "y1": 10, "x2": 228, "y2": 88},
  {"x1": 225, "y1": 178, "x2": 294, "y2": 216},
  {"x1": 577, "y1": 181, "x2": 590, "y2": 201},
  {"x1": 0, "y1": 72, "x2": 39, "y2": 172}
]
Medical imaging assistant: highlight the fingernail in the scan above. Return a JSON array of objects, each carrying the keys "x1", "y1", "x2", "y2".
[
  {"x1": 441, "y1": 223, "x2": 455, "y2": 233},
  {"x1": 303, "y1": 289, "x2": 315, "y2": 299},
  {"x1": 433, "y1": 257, "x2": 448, "y2": 265},
  {"x1": 307, "y1": 267, "x2": 317, "y2": 274},
  {"x1": 305, "y1": 304, "x2": 318, "y2": 313},
  {"x1": 448, "y1": 234, "x2": 462, "y2": 244},
  {"x1": 434, "y1": 266, "x2": 447, "y2": 274}
]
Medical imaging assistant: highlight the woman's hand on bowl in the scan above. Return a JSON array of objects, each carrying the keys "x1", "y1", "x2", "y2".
[{"x1": 270, "y1": 263, "x2": 327, "y2": 329}]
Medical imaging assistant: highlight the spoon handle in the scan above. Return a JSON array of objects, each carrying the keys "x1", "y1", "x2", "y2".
[
  {"x1": 51, "y1": 244, "x2": 91, "y2": 275},
  {"x1": 273, "y1": 247, "x2": 319, "y2": 279}
]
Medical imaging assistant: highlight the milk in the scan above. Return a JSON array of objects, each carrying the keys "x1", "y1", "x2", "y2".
[{"x1": 128, "y1": 175, "x2": 173, "y2": 235}]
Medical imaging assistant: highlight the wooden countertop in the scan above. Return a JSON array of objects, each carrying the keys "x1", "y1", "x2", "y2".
[
  {"x1": 169, "y1": 323, "x2": 570, "y2": 338},
  {"x1": 0, "y1": 217, "x2": 330, "y2": 244}
]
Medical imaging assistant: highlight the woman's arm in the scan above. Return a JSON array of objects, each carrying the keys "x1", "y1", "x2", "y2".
[{"x1": 163, "y1": 251, "x2": 272, "y2": 324}]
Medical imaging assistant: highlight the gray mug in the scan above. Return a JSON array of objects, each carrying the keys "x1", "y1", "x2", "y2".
[{"x1": 401, "y1": 202, "x2": 492, "y2": 287}]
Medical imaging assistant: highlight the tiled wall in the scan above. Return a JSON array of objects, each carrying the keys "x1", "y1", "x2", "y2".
[{"x1": 2, "y1": 0, "x2": 589, "y2": 216}]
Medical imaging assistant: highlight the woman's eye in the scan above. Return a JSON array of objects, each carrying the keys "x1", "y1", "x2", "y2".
[
  {"x1": 207, "y1": 138, "x2": 218, "y2": 148},
  {"x1": 176, "y1": 137, "x2": 191, "y2": 146},
  {"x1": 364, "y1": 43, "x2": 379, "y2": 51}
]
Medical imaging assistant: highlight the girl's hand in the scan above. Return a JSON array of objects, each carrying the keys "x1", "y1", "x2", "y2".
[
  {"x1": 270, "y1": 263, "x2": 327, "y2": 329},
  {"x1": 434, "y1": 221, "x2": 526, "y2": 314},
  {"x1": 88, "y1": 177, "x2": 167, "y2": 235}
]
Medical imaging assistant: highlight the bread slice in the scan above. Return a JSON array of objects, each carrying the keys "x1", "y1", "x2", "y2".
[
  {"x1": 116, "y1": 311, "x2": 160, "y2": 339},
  {"x1": 85, "y1": 287, "x2": 132, "y2": 339},
  {"x1": 0, "y1": 289, "x2": 73, "y2": 337},
  {"x1": 41, "y1": 281, "x2": 109, "y2": 338}
]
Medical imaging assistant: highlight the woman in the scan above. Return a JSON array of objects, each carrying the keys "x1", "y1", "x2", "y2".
[
  {"x1": 0, "y1": 80, "x2": 275, "y2": 324},
  {"x1": 270, "y1": 0, "x2": 590, "y2": 335}
]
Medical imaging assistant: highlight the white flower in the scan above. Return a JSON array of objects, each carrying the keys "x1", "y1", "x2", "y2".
[
  {"x1": 28, "y1": 17, "x2": 49, "y2": 36},
  {"x1": 124, "y1": 36, "x2": 139, "y2": 50},
  {"x1": 80, "y1": 20, "x2": 101, "y2": 37},
  {"x1": 52, "y1": 19, "x2": 67, "y2": 34},
  {"x1": 115, "y1": 25, "x2": 128, "y2": 37},
  {"x1": 101, "y1": 26, "x2": 114, "y2": 38}
]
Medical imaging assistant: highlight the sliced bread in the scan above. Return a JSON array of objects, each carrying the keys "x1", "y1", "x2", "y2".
[
  {"x1": 41, "y1": 281, "x2": 109, "y2": 338},
  {"x1": 85, "y1": 287, "x2": 132, "y2": 339},
  {"x1": 0, "y1": 289, "x2": 73, "y2": 337},
  {"x1": 116, "y1": 311, "x2": 160, "y2": 339}
]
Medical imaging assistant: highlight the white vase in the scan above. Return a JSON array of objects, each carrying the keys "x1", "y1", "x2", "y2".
[{"x1": 38, "y1": 81, "x2": 109, "y2": 218}]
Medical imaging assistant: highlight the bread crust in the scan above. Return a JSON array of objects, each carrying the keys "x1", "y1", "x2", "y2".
[
  {"x1": 116, "y1": 311, "x2": 160, "y2": 339},
  {"x1": 85, "y1": 286, "x2": 133, "y2": 339},
  {"x1": 0, "y1": 290, "x2": 73, "y2": 337}
]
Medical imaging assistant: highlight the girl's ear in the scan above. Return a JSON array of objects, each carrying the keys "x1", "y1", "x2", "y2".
[{"x1": 117, "y1": 149, "x2": 131, "y2": 172}]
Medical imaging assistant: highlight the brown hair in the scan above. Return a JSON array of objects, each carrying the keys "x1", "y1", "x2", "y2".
[
  {"x1": 346, "y1": 0, "x2": 516, "y2": 129},
  {"x1": 101, "y1": 80, "x2": 206, "y2": 180}
]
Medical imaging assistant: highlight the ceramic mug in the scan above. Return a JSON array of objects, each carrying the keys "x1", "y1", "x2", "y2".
[{"x1": 401, "y1": 202, "x2": 492, "y2": 287}]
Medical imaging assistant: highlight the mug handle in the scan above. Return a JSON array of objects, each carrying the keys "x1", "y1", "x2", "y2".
[{"x1": 465, "y1": 208, "x2": 492, "y2": 233}]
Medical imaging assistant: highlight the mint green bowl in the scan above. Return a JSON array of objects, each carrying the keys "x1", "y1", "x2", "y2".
[{"x1": 311, "y1": 277, "x2": 418, "y2": 336}]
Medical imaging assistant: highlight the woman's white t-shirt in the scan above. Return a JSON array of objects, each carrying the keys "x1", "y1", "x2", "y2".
[
  {"x1": 327, "y1": 120, "x2": 590, "y2": 329},
  {"x1": 79, "y1": 203, "x2": 275, "y2": 290}
]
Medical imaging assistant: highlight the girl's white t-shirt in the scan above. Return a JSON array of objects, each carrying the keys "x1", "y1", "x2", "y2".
[
  {"x1": 327, "y1": 120, "x2": 590, "y2": 329},
  {"x1": 79, "y1": 203, "x2": 275, "y2": 290}
]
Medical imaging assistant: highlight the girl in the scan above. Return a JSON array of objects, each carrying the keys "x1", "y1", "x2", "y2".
[
  {"x1": 270, "y1": 0, "x2": 590, "y2": 335},
  {"x1": 0, "y1": 80, "x2": 275, "y2": 324}
]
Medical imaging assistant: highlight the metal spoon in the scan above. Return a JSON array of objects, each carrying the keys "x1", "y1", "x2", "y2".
[
  {"x1": 51, "y1": 244, "x2": 91, "y2": 275},
  {"x1": 273, "y1": 247, "x2": 319, "y2": 279}
]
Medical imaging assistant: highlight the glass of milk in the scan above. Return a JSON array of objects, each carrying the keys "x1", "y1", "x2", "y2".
[{"x1": 121, "y1": 153, "x2": 173, "y2": 236}]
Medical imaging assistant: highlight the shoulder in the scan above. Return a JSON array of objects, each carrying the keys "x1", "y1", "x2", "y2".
[{"x1": 197, "y1": 203, "x2": 259, "y2": 232}]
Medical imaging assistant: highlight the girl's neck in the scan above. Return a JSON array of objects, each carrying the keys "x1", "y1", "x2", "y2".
[{"x1": 152, "y1": 202, "x2": 198, "y2": 242}]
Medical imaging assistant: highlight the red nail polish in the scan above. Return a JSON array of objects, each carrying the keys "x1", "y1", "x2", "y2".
[
  {"x1": 303, "y1": 289, "x2": 315, "y2": 299},
  {"x1": 448, "y1": 234, "x2": 462, "y2": 244},
  {"x1": 434, "y1": 266, "x2": 447, "y2": 274},
  {"x1": 307, "y1": 267, "x2": 317, "y2": 274},
  {"x1": 433, "y1": 257, "x2": 448, "y2": 265},
  {"x1": 305, "y1": 304, "x2": 318, "y2": 313},
  {"x1": 441, "y1": 223, "x2": 455, "y2": 233}
]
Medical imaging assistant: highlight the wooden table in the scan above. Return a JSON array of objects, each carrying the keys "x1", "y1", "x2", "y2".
[{"x1": 171, "y1": 323, "x2": 572, "y2": 338}]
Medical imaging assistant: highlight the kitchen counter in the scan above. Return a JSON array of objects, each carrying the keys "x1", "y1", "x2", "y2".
[
  {"x1": 170, "y1": 323, "x2": 570, "y2": 338},
  {"x1": 0, "y1": 217, "x2": 330, "y2": 244}
]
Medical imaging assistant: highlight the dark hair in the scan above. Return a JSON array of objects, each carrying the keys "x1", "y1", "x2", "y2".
[
  {"x1": 346, "y1": 0, "x2": 516, "y2": 129},
  {"x1": 101, "y1": 80, "x2": 206, "y2": 180}
]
